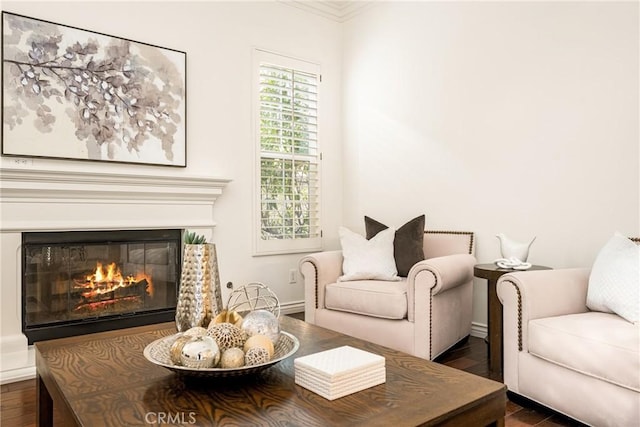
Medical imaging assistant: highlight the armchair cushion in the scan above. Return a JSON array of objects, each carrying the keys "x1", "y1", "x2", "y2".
[
  {"x1": 529, "y1": 312, "x2": 639, "y2": 392},
  {"x1": 365, "y1": 215, "x2": 425, "y2": 276},
  {"x1": 338, "y1": 226, "x2": 399, "y2": 282},
  {"x1": 587, "y1": 233, "x2": 640, "y2": 324},
  {"x1": 325, "y1": 279, "x2": 408, "y2": 320}
]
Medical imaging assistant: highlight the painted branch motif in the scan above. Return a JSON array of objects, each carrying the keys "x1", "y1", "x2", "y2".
[{"x1": 2, "y1": 13, "x2": 186, "y2": 166}]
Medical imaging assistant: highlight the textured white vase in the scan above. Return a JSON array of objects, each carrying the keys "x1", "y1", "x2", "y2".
[{"x1": 496, "y1": 233, "x2": 536, "y2": 262}]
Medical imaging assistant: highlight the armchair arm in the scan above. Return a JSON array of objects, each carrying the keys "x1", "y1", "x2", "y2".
[
  {"x1": 409, "y1": 254, "x2": 476, "y2": 294},
  {"x1": 406, "y1": 253, "x2": 476, "y2": 322},
  {"x1": 497, "y1": 268, "x2": 591, "y2": 325},
  {"x1": 497, "y1": 268, "x2": 590, "y2": 390},
  {"x1": 299, "y1": 250, "x2": 343, "y2": 323}
]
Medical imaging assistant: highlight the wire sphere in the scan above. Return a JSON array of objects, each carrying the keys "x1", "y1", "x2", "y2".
[{"x1": 227, "y1": 282, "x2": 280, "y2": 318}]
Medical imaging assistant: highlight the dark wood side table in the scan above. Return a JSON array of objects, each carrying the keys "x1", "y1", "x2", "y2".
[{"x1": 474, "y1": 263, "x2": 551, "y2": 379}]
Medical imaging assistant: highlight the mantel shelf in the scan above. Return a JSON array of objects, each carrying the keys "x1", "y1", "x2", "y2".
[
  {"x1": 0, "y1": 168, "x2": 231, "y2": 232},
  {"x1": 1, "y1": 168, "x2": 231, "y2": 201}
]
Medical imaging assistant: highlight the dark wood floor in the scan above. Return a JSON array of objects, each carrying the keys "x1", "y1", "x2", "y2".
[
  {"x1": 2, "y1": 314, "x2": 585, "y2": 427},
  {"x1": 435, "y1": 337, "x2": 584, "y2": 427}
]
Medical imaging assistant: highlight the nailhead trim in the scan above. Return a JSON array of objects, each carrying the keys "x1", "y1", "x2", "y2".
[
  {"x1": 306, "y1": 259, "x2": 320, "y2": 310},
  {"x1": 423, "y1": 230, "x2": 474, "y2": 255},
  {"x1": 502, "y1": 280, "x2": 523, "y2": 352},
  {"x1": 429, "y1": 275, "x2": 434, "y2": 359}
]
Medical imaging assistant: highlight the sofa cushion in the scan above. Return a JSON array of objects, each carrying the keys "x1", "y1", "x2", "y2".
[
  {"x1": 586, "y1": 233, "x2": 640, "y2": 324},
  {"x1": 365, "y1": 215, "x2": 425, "y2": 277},
  {"x1": 325, "y1": 279, "x2": 408, "y2": 320},
  {"x1": 338, "y1": 226, "x2": 399, "y2": 282},
  {"x1": 528, "y1": 312, "x2": 640, "y2": 391}
]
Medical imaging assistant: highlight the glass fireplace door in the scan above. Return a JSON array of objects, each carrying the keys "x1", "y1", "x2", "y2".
[{"x1": 22, "y1": 229, "x2": 181, "y2": 343}]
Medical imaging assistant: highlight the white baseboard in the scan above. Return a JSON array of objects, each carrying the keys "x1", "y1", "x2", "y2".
[
  {"x1": 0, "y1": 346, "x2": 36, "y2": 385},
  {"x1": 470, "y1": 322, "x2": 487, "y2": 339},
  {"x1": 280, "y1": 300, "x2": 304, "y2": 315},
  {"x1": 0, "y1": 365, "x2": 36, "y2": 385}
]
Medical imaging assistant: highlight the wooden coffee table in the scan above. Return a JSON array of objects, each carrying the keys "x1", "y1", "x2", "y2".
[{"x1": 36, "y1": 316, "x2": 506, "y2": 426}]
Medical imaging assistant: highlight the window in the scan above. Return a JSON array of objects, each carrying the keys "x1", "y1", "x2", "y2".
[{"x1": 253, "y1": 49, "x2": 322, "y2": 255}]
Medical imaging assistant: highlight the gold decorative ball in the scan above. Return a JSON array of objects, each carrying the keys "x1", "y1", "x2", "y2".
[
  {"x1": 211, "y1": 310, "x2": 244, "y2": 328},
  {"x1": 243, "y1": 334, "x2": 274, "y2": 359},
  {"x1": 220, "y1": 347, "x2": 245, "y2": 369},
  {"x1": 207, "y1": 322, "x2": 247, "y2": 352},
  {"x1": 183, "y1": 326, "x2": 208, "y2": 338},
  {"x1": 244, "y1": 347, "x2": 270, "y2": 366}
]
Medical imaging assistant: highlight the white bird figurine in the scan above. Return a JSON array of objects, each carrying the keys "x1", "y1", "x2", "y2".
[{"x1": 496, "y1": 233, "x2": 536, "y2": 263}]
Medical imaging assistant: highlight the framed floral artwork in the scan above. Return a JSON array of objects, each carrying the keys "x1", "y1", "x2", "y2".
[{"x1": 2, "y1": 12, "x2": 186, "y2": 167}]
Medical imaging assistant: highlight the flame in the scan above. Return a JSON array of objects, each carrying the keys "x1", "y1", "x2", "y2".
[
  {"x1": 88, "y1": 262, "x2": 123, "y2": 286},
  {"x1": 81, "y1": 262, "x2": 153, "y2": 298}
]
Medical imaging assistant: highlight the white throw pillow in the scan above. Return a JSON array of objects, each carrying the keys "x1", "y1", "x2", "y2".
[
  {"x1": 338, "y1": 226, "x2": 399, "y2": 282},
  {"x1": 586, "y1": 233, "x2": 640, "y2": 324}
]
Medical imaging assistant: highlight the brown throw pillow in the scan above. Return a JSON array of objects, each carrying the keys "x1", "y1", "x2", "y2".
[{"x1": 365, "y1": 215, "x2": 425, "y2": 277}]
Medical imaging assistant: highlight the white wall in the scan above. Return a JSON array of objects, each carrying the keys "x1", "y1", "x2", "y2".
[
  {"x1": 2, "y1": 1, "x2": 639, "y2": 333},
  {"x1": 342, "y1": 2, "x2": 639, "y2": 327},
  {"x1": 1, "y1": 1, "x2": 344, "y2": 310}
]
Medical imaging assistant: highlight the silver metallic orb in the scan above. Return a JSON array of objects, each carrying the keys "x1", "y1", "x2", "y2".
[
  {"x1": 180, "y1": 336, "x2": 220, "y2": 369},
  {"x1": 169, "y1": 334, "x2": 191, "y2": 366},
  {"x1": 241, "y1": 309, "x2": 280, "y2": 343},
  {"x1": 227, "y1": 282, "x2": 280, "y2": 318}
]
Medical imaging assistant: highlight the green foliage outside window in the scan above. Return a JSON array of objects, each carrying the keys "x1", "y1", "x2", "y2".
[{"x1": 259, "y1": 65, "x2": 318, "y2": 241}]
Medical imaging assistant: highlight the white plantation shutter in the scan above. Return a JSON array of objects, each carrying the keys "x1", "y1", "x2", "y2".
[{"x1": 253, "y1": 50, "x2": 322, "y2": 255}]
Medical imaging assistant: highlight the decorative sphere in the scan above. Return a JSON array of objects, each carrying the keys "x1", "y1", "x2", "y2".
[
  {"x1": 207, "y1": 322, "x2": 246, "y2": 352},
  {"x1": 169, "y1": 334, "x2": 192, "y2": 365},
  {"x1": 241, "y1": 309, "x2": 280, "y2": 343},
  {"x1": 180, "y1": 336, "x2": 220, "y2": 369},
  {"x1": 183, "y1": 326, "x2": 208, "y2": 337},
  {"x1": 245, "y1": 347, "x2": 270, "y2": 366},
  {"x1": 227, "y1": 283, "x2": 280, "y2": 317},
  {"x1": 220, "y1": 348, "x2": 245, "y2": 369},
  {"x1": 212, "y1": 310, "x2": 243, "y2": 328},
  {"x1": 244, "y1": 334, "x2": 274, "y2": 359}
]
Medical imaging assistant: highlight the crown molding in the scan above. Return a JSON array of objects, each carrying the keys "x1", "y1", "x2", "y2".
[{"x1": 279, "y1": 0, "x2": 374, "y2": 22}]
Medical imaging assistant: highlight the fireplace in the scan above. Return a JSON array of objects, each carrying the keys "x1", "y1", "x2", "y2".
[
  {"x1": 22, "y1": 229, "x2": 181, "y2": 343},
  {"x1": 1, "y1": 168, "x2": 228, "y2": 383}
]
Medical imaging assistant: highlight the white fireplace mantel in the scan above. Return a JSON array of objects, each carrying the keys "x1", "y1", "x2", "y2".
[
  {"x1": 0, "y1": 167, "x2": 230, "y2": 384},
  {"x1": 1, "y1": 168, "x2": 231, "y2": 231}
]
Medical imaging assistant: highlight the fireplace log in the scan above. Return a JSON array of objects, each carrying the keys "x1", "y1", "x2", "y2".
[{"x1": 75, "y1": 279, "x2": 149, "y2": 304}]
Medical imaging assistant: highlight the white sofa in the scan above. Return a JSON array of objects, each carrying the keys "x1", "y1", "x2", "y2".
[
  {"x1": 299, "y1": 231, "x2": 476, "y2": 360},
  {"x1": 497, "y1": 268, "x2": 639, "y2": 426}
]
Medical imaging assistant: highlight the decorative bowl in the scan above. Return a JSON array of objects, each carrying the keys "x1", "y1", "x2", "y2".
[{"x1": 143, "y1": 331, "x2": 299, "y2": 378}]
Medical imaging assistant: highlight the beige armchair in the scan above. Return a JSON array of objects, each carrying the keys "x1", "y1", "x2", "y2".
[
  {"x1": 498, "y1": 267, "x2": 639, "y2": 426},
  {"x1": 299, "y1": 231, "x2": 476, "y2": 360}
]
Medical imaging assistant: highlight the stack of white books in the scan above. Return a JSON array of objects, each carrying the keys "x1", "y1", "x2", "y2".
[{"x1": 294, "y1": 345, "x2": 386, "y2": 400}]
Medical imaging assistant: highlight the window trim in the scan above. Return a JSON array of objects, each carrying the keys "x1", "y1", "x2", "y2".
[{"x1": 252, "y1": 48, "x2": 322, "y2": 256}]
